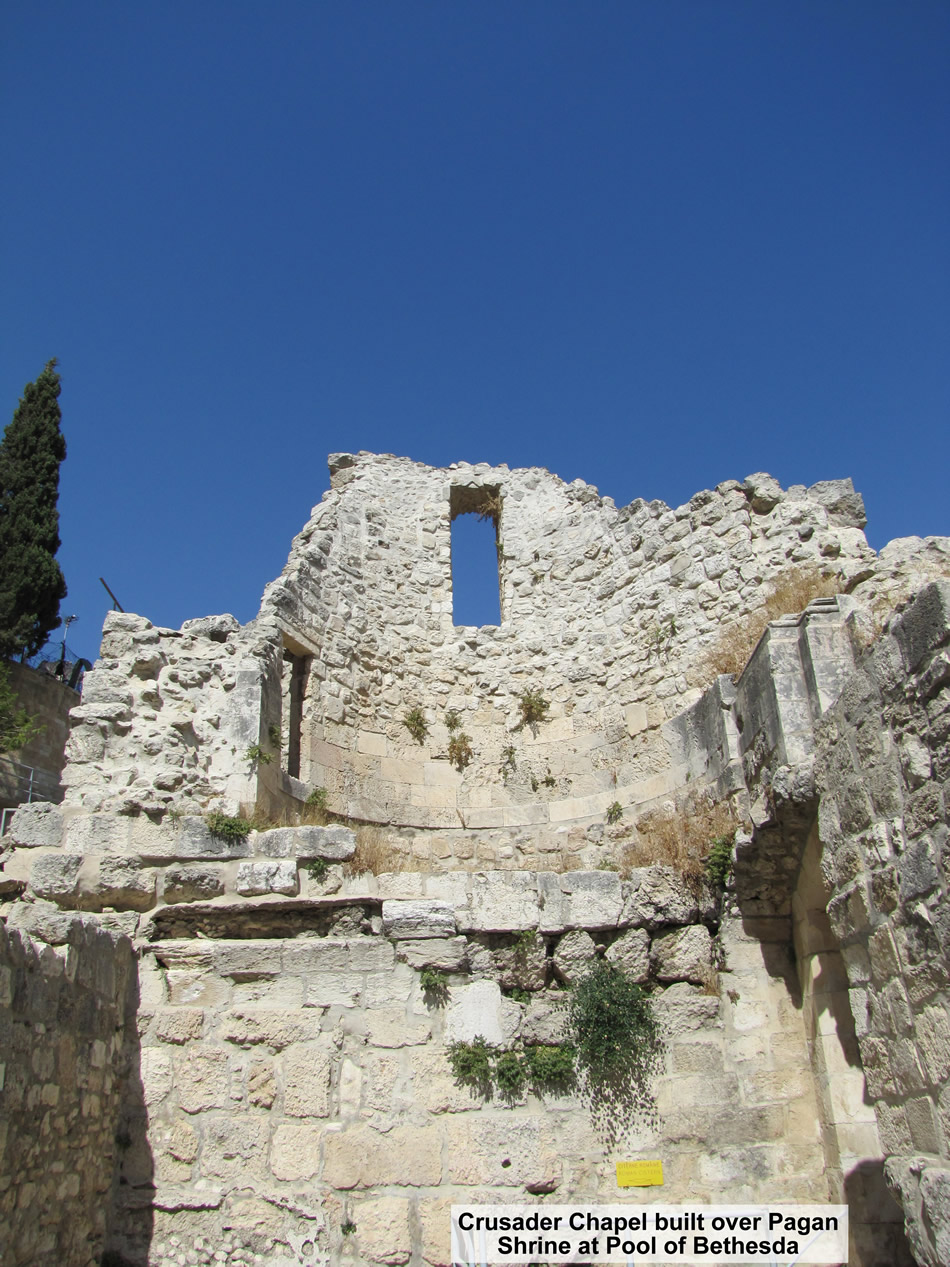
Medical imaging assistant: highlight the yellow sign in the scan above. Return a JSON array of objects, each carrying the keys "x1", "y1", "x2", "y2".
[{"x1": 616, "y1": 1160, "x2": 664, "y2": 1187}]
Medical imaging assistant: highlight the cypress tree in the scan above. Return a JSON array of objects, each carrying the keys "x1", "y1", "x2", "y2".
[{"x1": 0, "y1": 361, "x2": 68, "y2": 660}]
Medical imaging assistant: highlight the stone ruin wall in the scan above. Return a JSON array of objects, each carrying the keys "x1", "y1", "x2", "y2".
[
  {"x1": 0, "y1": 904, "x2": 136, "y2": 1266},
  {"x1": 2, "y1": 454, "x2": 950, "y2": 1265}
]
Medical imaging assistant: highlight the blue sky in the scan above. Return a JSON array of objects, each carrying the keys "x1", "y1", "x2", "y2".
[{"x1": 2, "y1": 2, "x2": 947, "y2": 652}]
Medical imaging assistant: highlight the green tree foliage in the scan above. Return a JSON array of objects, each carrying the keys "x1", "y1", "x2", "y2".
[
  {"x1": 0, "y1": 362, "x2": 67, "y2": 660},
  {"x1": 0, "y1": 664, "x2": 42, "y2": 754}
]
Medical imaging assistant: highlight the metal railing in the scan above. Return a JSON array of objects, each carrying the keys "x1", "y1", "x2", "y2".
[
  {"x1": 24, "y1": 639, "x2": 90, "y2": 692},
  {"x1": 0, "y1": 756, "x2": 63, "y2": 835}
]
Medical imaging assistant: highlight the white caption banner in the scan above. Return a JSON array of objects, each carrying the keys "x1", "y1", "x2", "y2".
[{"x1": 451, "y1": 1204, "x2": 849, "y2": 1264}]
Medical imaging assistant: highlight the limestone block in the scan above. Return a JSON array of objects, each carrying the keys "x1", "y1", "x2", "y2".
[
  {"x1": 220, "y1": 1008, "x2": 322, "y2": 1050},
  {"x1": 489, "y1": 934, "x2": 547, "y2": 991},
  {"x1": 155, "y1": 1008, "x2": 204, "y2": 1044},
  {"x1": 96, "y1": 856, "x2": 156, "y2": 910},
  {"x1": 351, "y1": 1195, "x2": 412, "y2": 1265},
  {"x1": 652, "y1": 924, "x2": 714, "y2": 984},
  {"x1": 246, "y1": 1056, "x2": 277, "y2": 1108},
  {"x1": 140, "y1": 1046, "x2": 174, "y2": 1107},
  {"x1": 283, "y1": 1045, "x2": 332, "y2": 1117},
  {"x1": 175, "y1": 816, "x2": 252, "y2": 859},
  {"x1": 356, "y1": 1008, "x2": 432, "y2": 1048},
  {"x1": 5, "y1": 898, "x2": 85, "y2": 945},
  {"x1": 538, "y1": 870, "x2": 623, "y2": 932},
  {"x1": 254, "y1": 823, "x2": 355, "y2": 860},
  {"x1": 743, "y1": 472, "x2": 784, "y2": 514},
  {"x1": 395, "y1": 936, "x2": 468, "y2": 971},
  {"x1": 552, "y1": 929, "x2": 598, "y2": 984},
  {"x1": 444, "y1": 979, "x2": 520, "y2": 1047},
  {"x1": 894, "y1": 581, "x2": 950, "y2": 672},
  {"x1": 652, "y1": 982, "x2": 722, "y2": 1035},
  {"x1": 175, "y1": 1046, "x2": 230, "y2": 1112},
  {"x1": 624, "y1": 704, "x2": 649, "y2": 736},
  {"x1": 605, "y1": 927, "x2": 651, "y2": 981},
  {"x1": 8, "y1": 802, "x2": 64, "y2": 848},
  {"x1": 235, "y1": 859, "x2": 299, "y2": 897},
  {"x1": 270, "y1": 1122, "x2": 323, "y2": 1180},
  {"x1": 520, "y1": 993, "x2": 569, "y2": 1046},
  {"x1": 162, "y1": 864, "x2": 226, "y2": 903},
  {"x1": 446, "y1": 1117, "x2": 557, "y2": 1189},
  {"x1": 166, "y1": 970, "x2": 229, "y2": 1008},
  {"x1": 201, "y1": 1116, "x2": 267, "y2": 1180},
  {"x1": 382, "y1": 898, "x2": 456, "y2": 939},
  {"x1": 29, "y1": 852, "x2": 83, "y2": 900},
  {"x1": 464, "y1": 871, "x2": 540, "y2": 932},
  {"x1": 213, "y1": 941, "x2": 282, "y2": 979},
  {"x1": 419, "y1": 1196, "x2": 455, "y2": 1267},
  {"x1": 410, "y1": 1047, "x2": 480, "y2": 1114},
  {"x1": 621, "y1": 866, "x2": 699, "y2": 929},
  {"x1": 323, "y1": 1124, "x2": 441, "y2": 1188},
  {"x1": 920, "y1": 1168, "x2": 950, "y2": 1267}
]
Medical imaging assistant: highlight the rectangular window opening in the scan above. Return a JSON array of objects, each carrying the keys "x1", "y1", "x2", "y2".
[
  {"x1": 450, "y1": 485, "x2": 502, "y2": 627},
  {"x1": 281, "y1": 647, "x2": 311, "y2": 780}
]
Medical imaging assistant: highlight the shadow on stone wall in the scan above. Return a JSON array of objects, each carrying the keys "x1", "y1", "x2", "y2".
[
  {"x1": 844, "y1": 1159, "x2": 914, "y2": 1267},
  {"x1": 102, "y1": 957, "x2": 154, "y2": 1267}
]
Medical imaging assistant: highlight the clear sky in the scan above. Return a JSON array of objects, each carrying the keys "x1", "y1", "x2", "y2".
[{"x1": 2, "y1": 2, "x2": 947, "y2": 653}]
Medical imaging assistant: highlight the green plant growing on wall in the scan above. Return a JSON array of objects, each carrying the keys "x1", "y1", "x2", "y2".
[
  {"x1": 606, "y1": 801, "x2": 623, "y2": 825},
  {"x1": 518, "y1": 688, "x2": 549, "y2": 727},
  {"x1": 306, "y1": 787, "x2": 328, "y2": 809},
  {"x1": 447, "y1": 731, "x2": 473, "y2": 771},
  {"x1": 444, "y1": 709, "x2": 461, "y2": 732},
  {"x1": 267, "y1": 722, "x2": 281, "y2": 750},
  {"x1": 419, "y1": 968, "x2": 450, "y2": 1005},
  {"x1": 206, "y1": 811, "x2": 253, "y2": 840},
  {"x1": 447, "y1": 1039, "x2": 578, "y2": 1104},
  {"x1": 500, "y1": 745, "x2": 517, "y2": 783},
  {"x1": 705, "y1": 834, "x2": 734, "y2": 889},
  {"x1": 0, "y1": 664, "x2": 43, "y2": 753},
  {"x1": 447, "y1": 1036, "x2": 496, "y2": 1100},
  {"x1": 523, "y1": 1043, "x2": 576, "y2": 1097},
  {"x1": 493, "y1": 1050, "x2": 527, "y2": 1105},
  {"x1": 403, "y1": 708, "x2": 428, "y2": 744},
  {"x1": 305, "y1": 858, "x2": 329, "y2": 882},
  {"x1": 475, "y1": 490, "x2": 503, "y2": 525},
  {"x1": 341, "y1": 1220, "x2": 356, "y2": 1237},
  {"x1": 565, "y1": 962, "x2": 663, "y2": 1148},
  {"x1": 245, "y1": 743, "x2": 273, "y2": 765}
]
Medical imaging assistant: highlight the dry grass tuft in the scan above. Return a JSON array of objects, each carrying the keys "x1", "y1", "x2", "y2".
[
  {"x1": 620, "y1": 794, "x2": 739, "y2": 884},
  {"x1": 343, "y1": 826, "x2": 415, "y2": 877},
  {"x1": 696, "y1": 566, "x2": 840, "y2": 683}
]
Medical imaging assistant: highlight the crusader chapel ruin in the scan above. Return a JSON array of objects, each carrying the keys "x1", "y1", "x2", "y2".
[{"x1": 3, "y1": 451, "x2": 950, "y2": 1267}]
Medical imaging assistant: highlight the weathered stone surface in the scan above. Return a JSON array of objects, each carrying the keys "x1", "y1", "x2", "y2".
[
  {"x1": 28, "y1": 851, "x2": 83, "y2": 900},
  {"x1": 621, "y1": 866, "x2": 699, "y2": 929},
  {"x1": 176, "y1": 816, "x2": 253, "y2": 859},
  {"x1": 394, "y1": 936, "x2": 468, "y2": 971},
  {"x1": 174, "y1": 1046, "x2": 230, "y2": 1112},
  {"x1": 221, "y1": 1007, "x2": 322, "y2": 1049},
  {"x1": 652, "y1": 924, "x2": 714, "y2": 984},
  {"x1": 352, "y1": 1195, "x2": 412, "y2": 1265},
  {"x1": 652, "y1": 982, "x2": 722, "y2": 1035},
  {"x1": 7, "y1": 801, "x2": 64, "y2": 848},
  {"x1": 5, "y1": 898, "x2": 86, "y2": 945},
  {"x1": 552, "y1": 928, "x2": 598, "y2": 984},
  {"x1": 443, "y1": 979, "x2": 521, "y2": 1047},
  {"x1": 382, "y1": 898, "x2": 456, "y2": 939},
  {"x1": 520, "y1": 993, "x2": 569, "y2": 1046},
  {"x1": 96, "y1": 855, "x2": 156, "y2": 910},
  {"x1": 464, "y1": 872, "x2": 539, "y2": 932},
  {"x1": 235, "y1": 858, "x2": 299, "y2": 896},
  {"x1": 538, "y1": 870, "x2": 623, "y2": 932},
  {"x1": 162, "y1": 864, "x2": 226, "y2": 903},
  {"x1": 255, "y1": 823, "x2": 355, "y2": 860},
  {"x1": 323, "y1": 1124, "x2": 442, "y2": 1189},
  {"x1": 282, "y1": 1045, "x2": 332, "y2": 1117},
  {"x1": 605, "y1": 926, "x2": 651, "y2": 980},
  {"x1": 270, "y1": 1122, "x2": 323, "y2": 1180}
]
